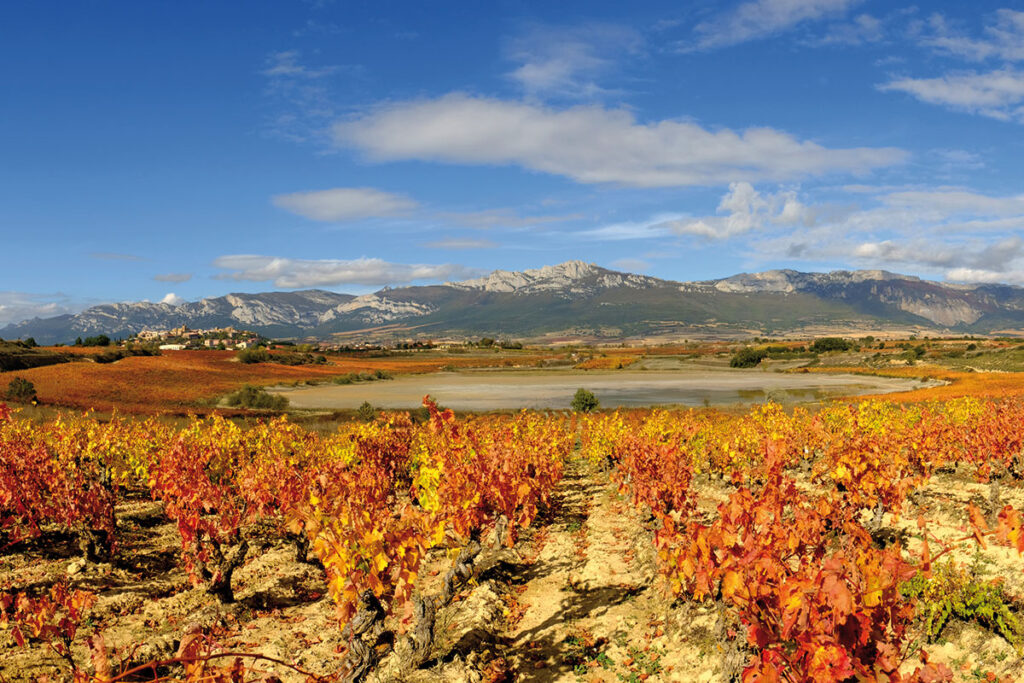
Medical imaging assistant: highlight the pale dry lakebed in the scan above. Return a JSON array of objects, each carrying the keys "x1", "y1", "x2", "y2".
[{"x1": 269, "y1": 367, "x2": 938, "y2": 411}]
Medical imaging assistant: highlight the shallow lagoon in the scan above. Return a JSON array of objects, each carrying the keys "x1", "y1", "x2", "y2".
[{"x1": 270, "y1": 367, "x2": 934, "y2": 411}]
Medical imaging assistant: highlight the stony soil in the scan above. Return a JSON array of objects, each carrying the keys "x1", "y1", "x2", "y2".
[{"x1": 3, "y1": 463, "x2": 1024, "y2": 682}]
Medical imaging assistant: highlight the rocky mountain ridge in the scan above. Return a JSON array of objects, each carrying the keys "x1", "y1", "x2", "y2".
[{"x1": 4, "y1": 262, "x2": 1024, "y2": 344}]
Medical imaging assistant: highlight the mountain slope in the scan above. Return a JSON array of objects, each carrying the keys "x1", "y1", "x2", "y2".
[{"x1": 5, "y1": 261, "x2": 1024, "y2": 344}]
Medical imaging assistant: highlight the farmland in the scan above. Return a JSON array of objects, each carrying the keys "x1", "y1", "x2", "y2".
[
  {"x1": 4, "y1": 391, "x2": 1024, "y2": 681},
  {"x1": 5, "y1": 341, "x2": 1024, "y2": 681},
  {"x1": 0, "y1": 349, "x2": 558, "y2": 415}
]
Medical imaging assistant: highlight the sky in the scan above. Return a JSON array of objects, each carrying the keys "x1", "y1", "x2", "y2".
[{"x1": 3, "y1": 0, "x2": 1024, "y2": 325}]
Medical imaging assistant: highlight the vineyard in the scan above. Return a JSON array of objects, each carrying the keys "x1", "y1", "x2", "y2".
[{"x1": 4, "y1": 397, "x2": 1024, "y2": 681}]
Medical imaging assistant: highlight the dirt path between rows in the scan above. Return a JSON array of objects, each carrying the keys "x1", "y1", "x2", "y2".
[{"x1": 506, "y1": 463, "x2": 729, "y2": 682}]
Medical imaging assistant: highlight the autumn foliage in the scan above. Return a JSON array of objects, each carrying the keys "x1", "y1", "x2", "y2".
[{"x1": 9, "y1": 394, "x2": 1024, "y2": 680}]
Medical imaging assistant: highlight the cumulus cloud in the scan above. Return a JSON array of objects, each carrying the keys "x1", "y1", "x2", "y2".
[
  {"x1": 272, "y1": 187, "x2": 419, "y2": 222},
  {"x1": 879, "y1": 68, "x2": 1024, "y2": 122},
  {"x1": 160, "y1": 293, "x2": 186, "y2": 306},
  {"x1": 0, "y1": 292, "x2": 82, "y2": 326},
  {"x1": 945, "y1": 267, "x2": 1024, "y2": 285},
  {"x1": 684, "y1": 0, "x2": 862, "y2": 51},
  {"x1": 852, "y1": 237, "x2": 1024, "y2": 283},
  {"x1": 669, "y1": 182, "x2": 815, "y2": 239},
  {"x1": 747, "y1": 186, "x2": 1024, "y2": 284},
  {"x1": 506, "y1": 23, "x2": 642, "y2": 99},
  {"x1": 212, "y1": 255, "x2": 477, "y2": 289},
  {"x1": 333, "y1": 94, "x2": 905, "y2": 188},
  {"x1": 154, "y1": 272, "x2": 192, "y2": 283}
]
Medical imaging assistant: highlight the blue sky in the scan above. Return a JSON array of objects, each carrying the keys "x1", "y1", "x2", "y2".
[{"x1": 3, "y1": 0, "x2": 1024, "y2": 325}]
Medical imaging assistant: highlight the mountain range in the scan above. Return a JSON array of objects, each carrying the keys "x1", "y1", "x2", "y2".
[{"x1": 4, "y1": 261, "x2": 1024, "y2": 345}]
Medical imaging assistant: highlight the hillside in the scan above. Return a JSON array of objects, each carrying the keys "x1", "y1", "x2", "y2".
[{"x1": 5, "y1": 262, "x2": 1024, "y2": 344}]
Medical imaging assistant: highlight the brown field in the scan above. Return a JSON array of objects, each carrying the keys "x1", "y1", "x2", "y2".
[{"x1": 3, "y1": 350, "x2": 556, "y2": 414}]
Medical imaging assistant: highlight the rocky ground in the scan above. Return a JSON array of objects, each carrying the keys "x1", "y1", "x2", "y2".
[{"x1": 3, "y1": 463, "x2": 1024, "y2": 682}]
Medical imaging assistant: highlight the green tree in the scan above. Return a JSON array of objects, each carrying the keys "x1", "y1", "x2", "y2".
[
  {"x1": 6, "y1": 377, "x2": 37, "y2": 403},
  {"x1": 571, "y1": 388, "x2": 599, "y2": 413},
  {"x1": 730, "y1": 347, "x2": 768, "y2": 368},
  {"x1": 810, "y1": 337, "x2": 853, "y2": 353}
]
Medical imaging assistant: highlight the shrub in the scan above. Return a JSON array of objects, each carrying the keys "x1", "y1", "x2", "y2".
[
  {"x1": 224, "y1": 385, "x2": 288, "y2": 410},
  {"x1": 356, "y1": 401, "x2": 376, "y2": 422},
  {"x1": 810, "y1": 337, "x2": 853, "y2": 353},
  {"x1": 237, "y1": 347, "x2": 270, "y2": 364},
  {"x1": 901, "y1": 560, "x2": 1021, "y2": 647},
  {"x1": 6, "y1": 377, "x2": 37, "y2": 403},
  {"x1": 571, "y1": 388, "x2": 599, "y2": 413},
  {"x1": 730, "y1": 347, "x2": 768, "y2": 368}
]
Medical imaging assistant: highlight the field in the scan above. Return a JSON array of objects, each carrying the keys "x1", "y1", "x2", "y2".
[
  {"x1": 0, "y1": 349, "x2": 557, "y2": 415},
  {"x1": 6, "y1": 341, "x2": 1024, "y2": 682},
  {"x1": 5, "y1": 393, "x2": 1024, "y2": 682}
]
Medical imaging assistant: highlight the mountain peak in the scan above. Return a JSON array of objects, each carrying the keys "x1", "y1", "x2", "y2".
[
  {"x1": 446, "y1": 260, "x2": 603, "y2": 293},
  {"x1": 5, "y1": 262, "x2": 1024, "y2": 344}
]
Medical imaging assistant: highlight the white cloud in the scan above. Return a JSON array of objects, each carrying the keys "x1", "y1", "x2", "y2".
[
  {"x1": 883, "y1": 11, "x2": 1024, "y2": 121},
  {"x1": 436, "y1": 208, "x2": 581, "y2": 229},
  {"x1": 946, "y1": 267, "x2": 1024, "y2": 285},
  {"x1": 334, "y1": 94, "x2": 906, "y2": 188},
  {"x1": 932, "y1": 149, "x2": 985, "y2": 172},
  {"x1": 852, "y1": 237, "x2": 1024, "y2": 282},
  {"x1": 852, "y1": 240, "x2": 958, "y2": 268},
  {"x1": 749, "y1": 186, "x2": 1024, "y2": 284},
  {"x1": 260, "y1": 51, "x2": 362, "y2": 143},
  {"x1": 212, "y1": 255, "x2": 477, "y2": 289},
  {"x1": 879, "y1": 68, "x2": 1024, "y2": 122},
  {"x1": 262, "y1": 50, "x2": 340, "y2": 79},
  {"x1": 422, "y1": 238, "x2": 498, "y2": 249},
  {"x1": 811, "y1": 13, "x2": 884, "y2": 46},
  {"x1": 684, "y1": 0, "x2": 862, "y2": 51},
  {"x1": 154, "y1": 272, "x2": 192, "y2": 283},
  {"x1": 506, "y1": 23, "x2": 642, "y2": 99},
  {"x1": 0, "y1": 292, "x2": 82, "y2": 327},
  {"x1": 881, "y1": 189, "x2": 1024, "y2": 216},
  {"x1": 272, "y1": 187, "x2": 419, "y2": 222},
  {"x1": 916, "y1": 10, "x2": 1024, "y2": 63},
  {"x1": 161, "y1": 293, "x2": 186, "y2": 306},
  {"x1": 581, "y1": 214, "x2": 683, "y2": 241},
  {"x1": 670, "y1": 182, "x2": 815, "y2": 239}
]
